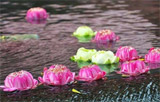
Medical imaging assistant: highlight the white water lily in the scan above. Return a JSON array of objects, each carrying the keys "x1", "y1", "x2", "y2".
[
  {"x1": 92, "y1": 50, "x2": 119, "y2": 64},
  {"x1": 73, "y1": 26, "x2": 95, "y2": 37},
  {"x1": 71, "y1": 47, "x2": 97, "y2": 61}
]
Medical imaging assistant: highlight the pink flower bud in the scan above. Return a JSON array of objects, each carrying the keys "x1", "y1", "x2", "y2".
[
  {"x1": 119, "y1": 60, "x2": 149, "y2": 76},
  {"x1": 38, "y1": 65, "x2": 75, "y2": 86},
  {"x1": 75, "y1": 65, "x2": 106, "y2": 82},
  {"x1": 116, "y1": 46, "x2": 139, "y2": 61},
  {"x1": 145, "y1": 48, "x2": 160, "y2": 63},
  {"x1": 0, "y1": 70, "x2": 38, "y2": 92},
  {"x1": 93, "y1": 30, "x2": 119, "y2": 42},
  {"x1": 26, "y1": 7, "x2": 48, "y2": 21}
]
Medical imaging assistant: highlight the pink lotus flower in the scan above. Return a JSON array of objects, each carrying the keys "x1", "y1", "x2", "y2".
[
  {"x1": 38, "y1": 65, "x2": 75, "y2": 86},
  {"x1": 119, "y1": 60, "x2": 149, "y2": 76},
  {"x1": 75, "y1": 65, "x2": 106, "y2": 82},
  {"x1": 26, "y1": 7, "x2": 48, "y2": 21},
  {"x1": 145, "y1": 48, "x2": 160, "y2": 63},
  {"x1": 147, "y1": 63, "x2": 160, "y2": 69},
  {"x1": 93, "y1": 30, "x2": 119, "y2": 42},
  {"x1": 116, "y1": 46, "x2": 139, "y2": 61},
  {"x1": 0, "y1": 70, "x2": 38, "y2": 92}
]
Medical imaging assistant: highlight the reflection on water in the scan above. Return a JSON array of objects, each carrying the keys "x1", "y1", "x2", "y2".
[{"x1": 0, "y1": 0, "x2": 160, "y2": 102}]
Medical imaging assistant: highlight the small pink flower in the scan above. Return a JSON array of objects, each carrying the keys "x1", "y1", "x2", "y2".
[
  {"x1": 75, "y1": 65, "x2": 106, "y2": 82},
  {"x1": 119, "y1": 60, "x2": 149, "y2": 76},
  {"x1": 38, "y1": 65, "x2": 75, "y2": 86},
  {"x1": 93, "y1": 30, "x2": 119, "y2": 42},
  {"x1": 116, "y1": 46, "x2": 139, "y2": 61},
  {"x1": 0, "y1": 70, "x2": 38, "y2": 92},
  {"x1": 145, "y1": 48, "x2": 160, "y2": 63},
  {"x1": 26, "y1": 7, "x2": 48, "y2": 21}
]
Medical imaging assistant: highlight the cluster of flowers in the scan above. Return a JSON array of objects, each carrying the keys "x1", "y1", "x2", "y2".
[
  {"x1": 117, "y1": 47, "x2": 160, "y2": 75},
  {"x1": 0, "y1": 64, "x2": 106, "y2": 92},
  {"x1": 71, "y1": 46, "x2": 160, "y2": 76},
  {"x1": 1, "y1": 47, "x2": 159, "y2": 92},
  {"x1": 72, "y1": 26, "x2": 119, "y2": 43},
  {"x1": 1, "y1": 7, "x2": 159, "y2": 93},
  {"x1": 72, "y1": 26, "x2": 160, "y2": 76},
  {"x1": 71, "y1": 47, "x2": 119, "y2": 64}
]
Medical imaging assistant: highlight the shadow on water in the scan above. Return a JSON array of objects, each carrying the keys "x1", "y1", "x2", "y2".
[{"x1": 0, "y1": 0, "x2": 160, "y2": 102}]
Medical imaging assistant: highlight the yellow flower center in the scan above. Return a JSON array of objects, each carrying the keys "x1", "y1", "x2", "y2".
[
  {"x1": 9, "y1": 70, "x2": 25, "y2": 77},
  {"x1": 29, "y1": 7, "x2": 44, "y2": 12},
  {"x1": 99, "y1": 30, "x2": 112, "y2": 36},
  {"x1": 152, "y1": 48, "x2": 160, "y2": 53},
  {"x1": 122, "y1": 46, "x2": 134, "y2": 50},
  {"x1": 48, "y1": 65, "x2": 67, "y2": 73}
]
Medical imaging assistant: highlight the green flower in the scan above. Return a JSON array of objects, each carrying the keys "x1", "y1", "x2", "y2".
[
  {"x1": 73, "y1": 26, "x2": 95, "y2": 37},
  {"x1": 74, "y1": 36, "x2": 93, "y2": 43},
  {"x1": 92, "y1": 50, "x2": 119, "y2": 64},
  {"x1": 70, "y1": 47, "x2": 97, "y2": 62}
]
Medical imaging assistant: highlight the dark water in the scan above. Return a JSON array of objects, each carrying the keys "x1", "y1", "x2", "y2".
[{"x1": 0, "y1": 0, "x2": 160, "y2": 102}]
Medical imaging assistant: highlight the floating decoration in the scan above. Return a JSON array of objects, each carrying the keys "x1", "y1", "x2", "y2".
[
  {"x1": 75, "y1": 65, "x2": 106, "y2": 82},
  {"x1": 116, "y1": 46, "x2": 139, "y2": 62},
  {"x1": 70, "y1": 47, "x2": 97, "y2": 62},
  {"x1": 118, "y1": 60, "x2": 149, "y2": 76},
  {"x1": 0, "y1": 34, "x2": 39, "y2": 42},
  {"x1": 0, "y1": 70, "x2": 38, "y2": 92},
  {"x1": 72, "y1": 26, "x2": 95, "y2": 42},
  {"x1": 145, "y1": 47, "x2": 160, "y2": 63},
  {"x1": 92, "y1": 30, "x2": 119, "y2": 43},
  {"x1": 26, "y1": 7, "x2": 48, "y2": 21},
  {"x1": 38, "y1": 65, "x2": 75, "y2": 86},
  {"x1": 92, "y1": 50, "x2": 119, "y2": 64}
]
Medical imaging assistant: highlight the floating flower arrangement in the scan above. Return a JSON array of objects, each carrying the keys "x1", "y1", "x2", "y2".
[
  {"x1": 145, "y1": 48, "x2": 160, "y2": 63},
  {"x1": 0, "y1": 7, "x2": 159, "y2": 93},
  {"x1": 92, "y1": 50, "x2": 119, "y2": 64},
  {"x1": 38, "y1": 65, "x2": 75, "y2": 86},
  {"x1": 72, "y1": 26, "x2": 95, "y2": 42},
  {"x1": 26, "y1": 7, "x2": 48, "y2": 24},
  {"x1": 116, "y1": 46, "x2": 140, "y2": 62},
  {"x1": 71, "y1": 47, "x2": 119, "y2": 64},
  {"x1": 75, "y1": 65, "x2": 106, "y2": 82},
  {"x1": 118, "y1": 60, "x2": 149, "y2": 76},
  {"x1": 92, "y1": 29, "x2": 119, "y2": 43},
  {"x1": 0, "y1": 70, "x2": 38, "y2": 92},
  {"x1": 70, "y1": 47, "x2": 97, "y2": 62},
  {"x1": 26, "y1": 7, "x2": 48, "y2": 20},
  {"x1": 0, "y1": 46, "x2": 159, "y2": 92}
]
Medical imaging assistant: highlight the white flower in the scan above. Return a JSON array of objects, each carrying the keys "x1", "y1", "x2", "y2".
[{"x1": 92, "y1": 50, "x2": 119, "y2": 64}]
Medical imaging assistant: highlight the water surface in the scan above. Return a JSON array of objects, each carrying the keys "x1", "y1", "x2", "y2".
[{"x1": 0, "y1": 0, "x2": 160, "y2": 102}]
